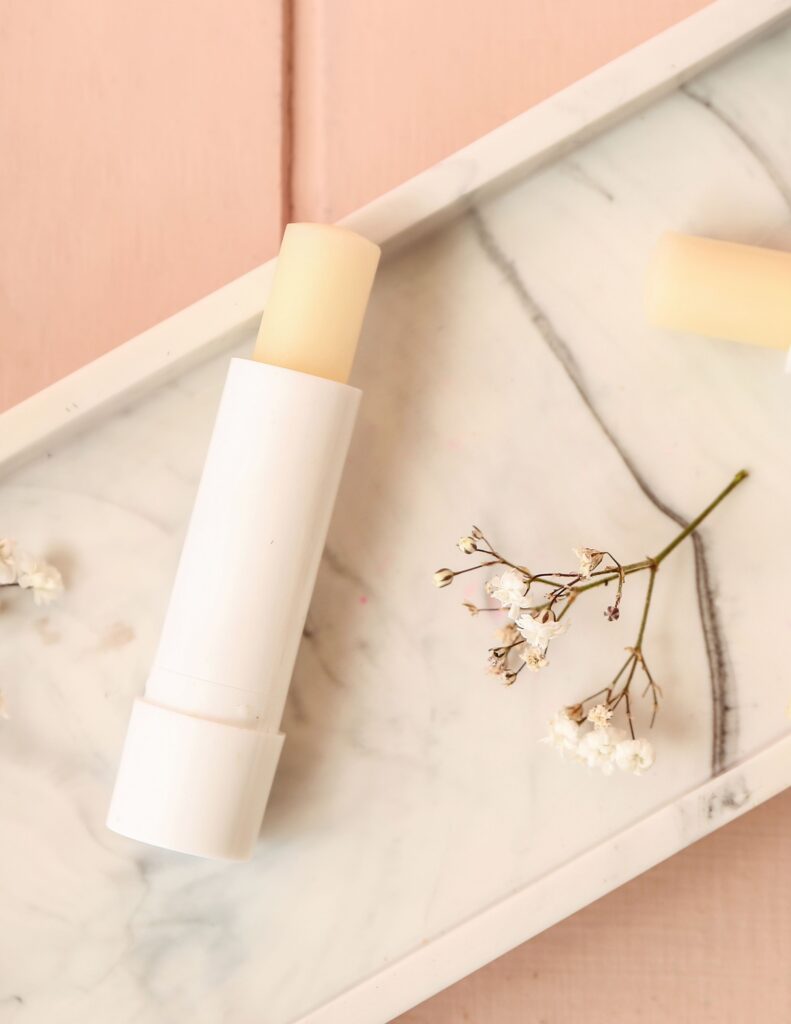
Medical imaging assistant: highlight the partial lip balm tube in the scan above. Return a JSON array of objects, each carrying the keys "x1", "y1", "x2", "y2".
[
  {"x1": 646, "y1": 231, "x2": 791, "y2": 367},
  {"x1": 107, "y1": 224, "x2": 380, "y2": 861}
]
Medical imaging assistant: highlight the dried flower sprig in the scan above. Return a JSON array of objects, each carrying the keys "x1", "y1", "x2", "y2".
[{"x1": 434, "y1": 470, "x2": 748, "y2": 776}]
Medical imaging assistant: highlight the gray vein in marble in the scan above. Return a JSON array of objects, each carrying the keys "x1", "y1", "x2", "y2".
[
  {"x1": 299, "y1": 630, "x2": 349, "y2": 691},
  {"x1": 680, "y1": 83, "x2": 791, "y2": 213},
  {"x1": 321, "y1": 547, "x2": 376, "y2": 597},
  {"x1": 468, "y1": 205, "x2": 735, "y2": 775},
  {"x1": 564, "y1": 161, "x2": 615, "y2": 203},
  {"x1": 702, "y1": 774, "x2": 750, "y2": 820}
]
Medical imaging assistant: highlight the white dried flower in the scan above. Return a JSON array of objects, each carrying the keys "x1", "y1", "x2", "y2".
[
  {"x1": 516, "y1": 609, "x2": 567, "y2": 653},
  {"x1": 573, "y1": 547, "x2": 604, "y2": 579},
  {"x1": 16, "y1": 557, "x2": 64, "y2": 607},
  {"x1": 542, "y1": 710, "x2": 580, "y2": 755},
  {"x1": 0, "y1": 538, "x2": 16, "y2": 585},
  {"x1": 457, "y1": 536, "x2": 477, "y2": 554},
  {"x1": 576, "y1": 725, "x2": 627, "y2": 774},
  {"x1": 520, "y1": 646, "x2": 548, "y2": 672},
  {"x1": 434, "y1": 568, "x2": 455, "y2": 588},
  {"x1": 486, "y1": 568, "x2": 530, "y2": 620},
  {"x1": 614, "y1": 737, "x2": 655, "y2": 775},
  {"x1": 0, "y1": 691, "x2": 8, "y2": 720},
  {"x1": 587, "y1": 703, "x2": 613, "y2": 730}
]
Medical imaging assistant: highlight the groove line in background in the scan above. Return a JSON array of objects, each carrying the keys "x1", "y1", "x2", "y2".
[{"x1": 280, "y1": 0, "x2": 296, "y2": 228}]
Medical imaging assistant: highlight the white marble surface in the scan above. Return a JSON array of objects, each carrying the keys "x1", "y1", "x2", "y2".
[{"x1": 2, "y1": 23, "x2": 791, "y2": 1024}]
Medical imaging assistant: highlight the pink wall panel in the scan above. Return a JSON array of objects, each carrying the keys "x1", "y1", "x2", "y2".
[
  {"x1": 292, "y1": 0, "x2": 712, "y2": 222},
  {"x1": 0, "y1": 0, "x2": 285, "y2": 410}
]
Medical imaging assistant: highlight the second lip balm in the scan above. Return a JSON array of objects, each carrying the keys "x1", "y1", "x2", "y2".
[{"x1": 107, "y1": 224, "x2": 381, "y2": 861}]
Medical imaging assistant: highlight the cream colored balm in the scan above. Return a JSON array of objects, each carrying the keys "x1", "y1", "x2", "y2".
[
  {"x1": 647, "y1": 232, "x2": 791, "y2": 359},
  {"x1": 255, "y1": 223, "x2": 379, "y2": 382},
  {"x1": 107, "y1": 224, "x2": 381, "y2": 861}
]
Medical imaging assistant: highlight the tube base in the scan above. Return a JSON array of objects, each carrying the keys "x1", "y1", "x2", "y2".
[{"x1": 107, "y1": 699, "x2": 284, "y2": 861}]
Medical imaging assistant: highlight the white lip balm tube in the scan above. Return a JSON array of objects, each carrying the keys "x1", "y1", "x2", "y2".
[{"x1": 107, "y1": 224, "x2": 380, "y2": 861}]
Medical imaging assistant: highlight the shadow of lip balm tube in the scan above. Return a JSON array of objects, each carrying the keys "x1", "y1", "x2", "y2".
[
  {"x1": 646, "y1": 231, "x2": 791, "y2": 369},
  {"x1": 107, "y1": 224, "x2": 380, "y2": 861}
]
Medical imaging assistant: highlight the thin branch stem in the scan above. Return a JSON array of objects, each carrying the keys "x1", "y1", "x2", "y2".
[
  {"x1": 652, "y1": 469, "x2": 748, "y2": 564},
  {"x1": 635, "y1": 566, "x2": 657, "y2": 649}
]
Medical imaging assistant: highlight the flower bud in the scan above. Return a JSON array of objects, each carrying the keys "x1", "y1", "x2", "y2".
[
  {"x1": 433, "y1": 568, "x2": 455, "y2": 588},
  {"x1": 457, "y1": 536, "x2": 477, "y2": 554}
]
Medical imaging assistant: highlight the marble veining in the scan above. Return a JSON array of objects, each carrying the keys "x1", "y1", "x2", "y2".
[{"x1": 2, "y1": 23, "x2": 791, "y2": 1024}]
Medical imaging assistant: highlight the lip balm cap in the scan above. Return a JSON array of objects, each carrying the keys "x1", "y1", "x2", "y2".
[
  {"x1": 253, "y1": 223, "x2": 381, "y2": 384},
  {"x1": 107, "y1": 699, "x2": 284, "y2": 861},
  {"x1": 646, "y1": 232, "x2": 791, "y2": 358}
]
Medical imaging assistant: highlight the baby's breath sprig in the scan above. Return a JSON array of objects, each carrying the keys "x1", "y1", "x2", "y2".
[{"x1": 434, "y1": 470, "x2": 748, "y2": 776}]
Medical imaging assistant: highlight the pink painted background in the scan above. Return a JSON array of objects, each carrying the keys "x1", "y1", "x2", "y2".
[{"x1": 2, "y1": 0, "x2": 790, "y2": 1019}]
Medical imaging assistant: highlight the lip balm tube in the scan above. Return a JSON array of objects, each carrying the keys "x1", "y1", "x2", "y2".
[
  {"x1": 646, "y1": 232, "x2": 791, "y2": 368},
  {"x1": 107, "y1": 224, "x2": 380, "y2": 861}
]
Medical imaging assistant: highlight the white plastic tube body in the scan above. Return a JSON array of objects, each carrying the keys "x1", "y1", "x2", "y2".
[{"x1": 107, "y1": 358, "x2": 360, "y2": 860}]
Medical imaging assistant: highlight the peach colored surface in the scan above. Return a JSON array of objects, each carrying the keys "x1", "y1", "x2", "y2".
[
  {"x1": 292, "y1": 0, "x2": 712, "y2": 221},
  {"x1": 0, "y1": 0, "x2": 285, "y2": 411},
  {"x1": 4, "y1": 2, "x2": 790, "y2": 1021}
]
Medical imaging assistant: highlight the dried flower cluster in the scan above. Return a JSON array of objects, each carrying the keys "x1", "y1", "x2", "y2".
[
  {"x1": 1, "y1": 537, "x2": 64, "y2": 721},
  {"x1": 0, "y1": 538, "x2": 63, "y2": 606},
  {"x1": 434, "y1": 471, "x2": 748, "y2": 777}
]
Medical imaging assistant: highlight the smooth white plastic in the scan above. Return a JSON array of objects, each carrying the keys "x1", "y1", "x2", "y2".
[{"x1": 107, "y1": 357, "x2": 360, "y2": 860}]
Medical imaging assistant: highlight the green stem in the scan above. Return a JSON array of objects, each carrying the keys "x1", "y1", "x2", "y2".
[
  {"x1": 635, "y1": 566, "x2": 657, "y2": 648},
  {"x1": 562, "y1": 469, "x2": 749, "y2": 600},
  {"x1": 652, "y1": 469, "x2": 748, "y2": 564}
]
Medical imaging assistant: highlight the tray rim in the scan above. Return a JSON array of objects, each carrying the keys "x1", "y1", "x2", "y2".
[{"x1": 3, "y1": 2, "x2": 791, "y2": 1021}]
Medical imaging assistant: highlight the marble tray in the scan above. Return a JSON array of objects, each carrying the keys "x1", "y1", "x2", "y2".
[{"x1": 3, "y1": 4, "x2": 791, "y2": 1022}]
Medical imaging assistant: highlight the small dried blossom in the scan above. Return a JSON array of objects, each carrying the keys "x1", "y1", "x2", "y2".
[
  {"x1": 515, "y1": 609, "x2": 567, "y2": 654},
  {"x1": 462, "y1": 601, "x2": 479, "y2": 616},
  {"x1": 17, "y1": 557, "x2": 64, "y2": 607},
  {"x1": 613, "y1": 737, "x2": 655, "y2": 775},
  {"x1": 486, "y1": 568, "x2": 530, "y2": 620},
  {"x1": 434, "y1": 568, "x2": 454, "y2": 588},
  {"x1": 587, "y1": 703, "x2": 613, "y2": 730},
  {"x1": 457, "y1": 536, "x2": 477, "y2": 554},
  {"x1": 541, "y1": 710, "x2": 580, "y2": 755},
  {"x1": 573, "y1": 546, "x2": 604, "y2": 579},
  {"x1": 0, "y1": 540, "x2": 64, "y2": 607},
  {"x1": 487, "y1": 649, "x2": 508, "y2": 675},
  {"x1": 520, "y1": 646, "x2": 548, "y2": 672}
]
